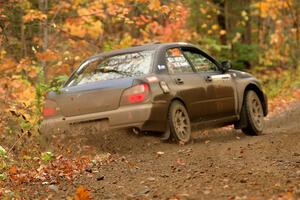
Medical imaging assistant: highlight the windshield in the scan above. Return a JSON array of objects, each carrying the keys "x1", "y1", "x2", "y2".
[{"x1": 66, "y1": 51, "x2": 154, "y2": 87}]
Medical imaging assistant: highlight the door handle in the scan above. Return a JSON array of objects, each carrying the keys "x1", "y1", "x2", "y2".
[
  {"x1": 175, "y1": 78, "x2": 184, "y2": 85},
  {"x1": 205, "y1": 76, "x2": 213, "y2": 82}
]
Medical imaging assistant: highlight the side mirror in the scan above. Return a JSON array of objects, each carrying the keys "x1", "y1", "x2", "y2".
[{"x1": 221, "y1": 61, "x2": 232, "y2": 72}]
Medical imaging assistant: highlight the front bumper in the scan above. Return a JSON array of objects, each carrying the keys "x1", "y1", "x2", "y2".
[{"x1": 40, "y1": 103, "x2": 154, "y2": 134}]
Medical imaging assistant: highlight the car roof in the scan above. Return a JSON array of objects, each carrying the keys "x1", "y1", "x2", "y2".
[
  {"x1": 65, "y1": 42, "x2": 222, "y2": 85},
  {"x1": 91, "y1": 42, "x2": 197, "y2": 58},
  {"x1": 84, "y1": 42, "x2": 222, "y2": 73}
]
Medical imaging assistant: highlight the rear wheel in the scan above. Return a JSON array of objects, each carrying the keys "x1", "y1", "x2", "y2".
[
  {"x1": 241, "y1": 90, "x2": 265, "y2": 135},
  {"x1": 168, "y1": 101, "x2": 191, "y2": 143}
]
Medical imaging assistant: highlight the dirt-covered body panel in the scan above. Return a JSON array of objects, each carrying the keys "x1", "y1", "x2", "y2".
[{"x1": 40, "y1": 42, "x2": 268, "y2": 135}]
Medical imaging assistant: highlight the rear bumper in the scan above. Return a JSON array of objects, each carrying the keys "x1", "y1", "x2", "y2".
[{"x1": 40, "y1": 103, "x2": 155, "y2": 134}]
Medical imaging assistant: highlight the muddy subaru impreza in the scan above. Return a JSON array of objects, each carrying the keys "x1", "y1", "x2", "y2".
[{"x1": 41, "y1": 42, "x2": 268, "y2": 143}]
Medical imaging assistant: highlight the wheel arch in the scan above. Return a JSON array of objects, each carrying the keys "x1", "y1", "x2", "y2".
[
  {"x1": 169, "y1": 97, "x2": 188, "y2": 111},
  {"x1": 166, "y1": 97, "x2": 190, "y2": 121},
  {"x1": 169, "y1": 97, "x2": 187, "y2": 110},
  {"x1": 242, "y1": 83, "x2": 268, "y2": 116}
]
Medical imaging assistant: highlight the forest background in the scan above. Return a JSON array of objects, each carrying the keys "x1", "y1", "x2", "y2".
[{"x1": 0, "y1": 0, "x2": 300, "y2": 198}]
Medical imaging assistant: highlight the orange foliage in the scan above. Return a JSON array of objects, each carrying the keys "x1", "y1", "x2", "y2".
[
  {"x1": 23, "y1": 10, "x2": 47, "y2": 23},
  {"x1": 157, "y1": 4, "x2": 191, "y2": 42},
  {"x1": 36, "y1": 49, "x2": 59, "y2": 62},
  {"x1": 293, "y1": 89, "x2": 300, "y2": 100},
  {"x1": 9, "y1": 165, "x2": 18, "y2": 175},
  {"x1": 258, "y1": 0, "x2": 291, "y2": 19},
  {"x1": 148, "y1": 0, "x2": 161, "y2": 10},
  {"x1": 0, "y1": 58, "x2": 17, "y2": 72},
  {"x1": 74, "y1": 186, "x2": 92, "y2": 200}
]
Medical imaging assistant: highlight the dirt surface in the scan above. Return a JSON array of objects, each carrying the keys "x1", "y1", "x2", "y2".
[{"x1": 13, "y1": 101, "x2": 300, "y2": 199}]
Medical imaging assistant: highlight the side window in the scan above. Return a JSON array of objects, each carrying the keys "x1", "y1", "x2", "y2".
[
  {"x1": 183, "y1": 50, "x2": 217, "y2": 72},
  {"x1": 165, "y1": 48, "x2": 194, "y2": 74}
]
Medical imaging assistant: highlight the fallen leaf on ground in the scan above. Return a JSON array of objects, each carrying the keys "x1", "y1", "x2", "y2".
[
  {"x1": 9, "y1": 165, "x2": 17, "y2": 175},
  {"x1": 156, "y1": 151, "x2": 165, "y2": 158},
  {"x1": 74, "y1": 186, "x2": 91, "y2": 200},
  {"x1": 176, "y1": 158, "x2": 186, "y2": 166}
]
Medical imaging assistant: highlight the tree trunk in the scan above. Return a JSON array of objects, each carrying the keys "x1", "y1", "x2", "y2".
[
  {"x1": 295, "y1": 0, "x2": 300, "y2": 69},
  {"x1": 242, "y1": 0, "x2": 252, "y2": 45},
  {"x1": 21, "y1": 15, "x2": 27, "y2": 57},
  {"x1": 39, "y1": 0, "x2": 48, "y2": 82},
  {"x1": 211, "y1": 0, "x2": 227, "y2": 45},
  {"x1": 217, "y1": 1, "x2": 227, "y2": 45}
]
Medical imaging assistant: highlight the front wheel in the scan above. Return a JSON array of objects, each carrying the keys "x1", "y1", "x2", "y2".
[
  {"x1": 168, "y1": 101, "x2": 191, "y2": 143},
  {"x1": 241, "y1": 90, "x2": 265, "y2": 135}
]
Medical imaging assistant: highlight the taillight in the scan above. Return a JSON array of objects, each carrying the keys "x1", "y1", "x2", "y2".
[
  {"x1": 43, "y1": 107, "x2": 56, "y2": 117},
  {"x1": 121, "y1": 83, "x2": 150, "y2": 105},
  {"x1": 43, "y1": 99, "x2": 58, "y2": 117}
]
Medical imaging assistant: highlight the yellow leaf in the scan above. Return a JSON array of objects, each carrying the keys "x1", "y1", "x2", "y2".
[
  {"x1": 220, "y1": 30, "x2": 226, "y2": 35},
  {"x1": 241, "y1": 10, "x2": 247, "y2": 17},
  {"x1": 77, "y1": 8, "x2": 90, "y2": 16},
  {"x1": 200, "y1": 8, "x2": 207, "y2": 14},
  {"x1": 160, "y1": 5, "x2": 170, "y2": 14},
  {"x1": 86, "y1": 21, "x2": 103, "y2": 40},
  {"x1": 63, "y1": 20, "x2": 86, "y2": 38},
  {"x1": 148, "y1": 0, "x2": 161, "y2": 10},
  {"x1": 28, "y1": 67, "x2": 38, "y2": 78},
  {"x1": 114, "y1": 33, "x2": 134, "y2": 49},
  {"x1": 201, "y1": 24, "x2": 207, "y2": 29},
  {"x1": 212, "y1": 24, "x2": 219, "y2": 30}
]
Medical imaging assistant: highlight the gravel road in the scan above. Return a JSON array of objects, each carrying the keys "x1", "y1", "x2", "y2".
[{"x1": 24, "y1": 102, "x2": 300, "y2": 199}]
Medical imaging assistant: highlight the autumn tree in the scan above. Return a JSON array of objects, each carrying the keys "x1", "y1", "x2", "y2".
[{"x1": 0, "y1": 0, "x2": 300, "y2": 138}]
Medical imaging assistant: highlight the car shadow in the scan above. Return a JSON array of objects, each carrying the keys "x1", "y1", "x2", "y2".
[
  {"x1": 82, "y1": 129, "x2": 163, "y2": 154},
  {"x1": 80, "y1": 126, "x2": 248, "y2": 155},
  {"x1": 42, "y1": 124, "x2": 253, "y2": 156},
  {"x1": 191, "y1": 128, "x2": 246, "y2": 144}
]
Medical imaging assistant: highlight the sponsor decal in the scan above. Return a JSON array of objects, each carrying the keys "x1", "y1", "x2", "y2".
[
  {"x1": 146, "y1": 76, "x2": 158, "y2": 82},
  {"x1": 157, "y1": 65, "x2": 166, "y2": 70}
]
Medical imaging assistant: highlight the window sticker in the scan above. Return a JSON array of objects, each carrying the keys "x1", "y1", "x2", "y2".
[
  {"x1": 165, "y1": 48, "x2": 193, "y2": 74},
  {"x1": 168, "y1": 48, "x2": 181, "y2": 56},
  {"x1": 158, "y1": 65, "x2": 166, "y2": 70}
]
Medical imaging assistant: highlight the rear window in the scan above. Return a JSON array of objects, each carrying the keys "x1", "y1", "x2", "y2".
[{"x1": 66, "y1": 51, "x2": 154, "y2": 87}]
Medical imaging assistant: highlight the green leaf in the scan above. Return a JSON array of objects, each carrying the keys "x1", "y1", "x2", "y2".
[
  {"x1": 0, "y1": 145, "x2": 7, "y2": 157},
  {"x1": 0, "y1": 173, "x2": 7, "y2": 180},
  {"x1": 41, "y1": 151, "x2": 54, "y2": 162}
]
